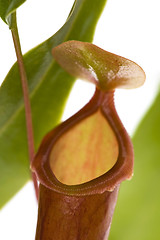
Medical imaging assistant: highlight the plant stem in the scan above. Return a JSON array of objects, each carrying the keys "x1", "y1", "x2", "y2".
[{"x1": 10, "y1": 12, "x2": 38, "y2": 200}]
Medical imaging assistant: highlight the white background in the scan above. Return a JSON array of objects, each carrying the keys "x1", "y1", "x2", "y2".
[{"x1": 0, "y1": 0, "x2": 160, "y2": 239}]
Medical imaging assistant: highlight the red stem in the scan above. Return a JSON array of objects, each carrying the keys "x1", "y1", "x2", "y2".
[{"x1": 10, "y1": 12, "x2": 38, "y2": 200}]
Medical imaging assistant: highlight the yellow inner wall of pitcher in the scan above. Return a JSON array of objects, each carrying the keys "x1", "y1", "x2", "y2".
[{"x1": 49, "y1": 110, "x2": 119, "y2": 185}]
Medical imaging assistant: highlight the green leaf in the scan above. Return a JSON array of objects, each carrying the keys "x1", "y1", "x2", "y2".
[
  {"x1": 109, "y1": 89, "x2": 160, "y2": 240},
  {"x1": 0, "y1": 0, "x2": 107, "y2": 208},
  {"x1": 0, "y1": 0, "x2": 26, "y2": 25},
  {"x1": 52, "y1": 40, "x2": 145, "y2": 91}
]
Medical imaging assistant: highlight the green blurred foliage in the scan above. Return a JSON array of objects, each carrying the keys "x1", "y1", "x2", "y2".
[
  {"x1": 0, "y1": 0, "x2": 107, "y2": 208},
  {"x1": 110, "y1": 90, "x2": 160, "y2": 239},
  {"x1": 0, "y1": 0, "x2": 26, "y2": 24}
]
